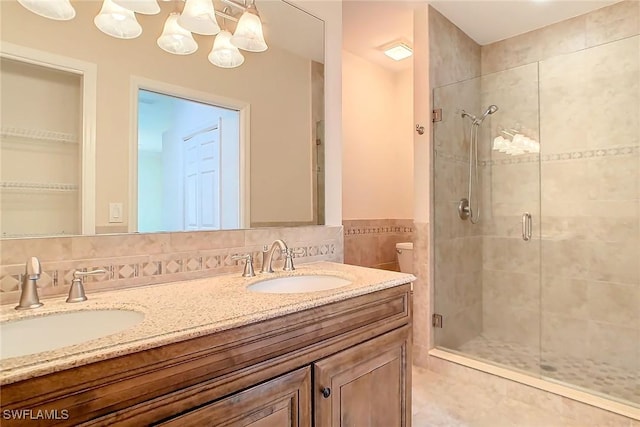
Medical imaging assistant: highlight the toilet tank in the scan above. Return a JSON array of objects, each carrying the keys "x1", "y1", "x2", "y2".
[{"x1": 395, "y1": 242, "x2": 414, "y2": 274}]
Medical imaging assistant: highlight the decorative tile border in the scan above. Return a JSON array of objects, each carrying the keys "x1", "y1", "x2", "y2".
[
  {"x1": 436, "y1": 145, "x2": 639, "y2": 167},
  {"x1": 344, "y1": 226, "x2": 413, "y2": 236},
  {"x1": 0, "y1": 242, "x2": 338, "y2": 295},
  {"x1": 343, "y1": 219, "x2": 413, "y2": 237}
]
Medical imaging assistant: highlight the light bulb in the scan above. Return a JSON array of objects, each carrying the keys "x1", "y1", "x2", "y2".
[
  {"x1": 208, "y1": 30, "x2": 245, "y2": 68},
  {"x1": 113, "y1": 0, "x2": 160, "y2": 15},
  {"x1": 230, "y1": 6, "x2": 268, "y2": 52},
  {"x1": 157, "y1": 13, "x2": 198, "y2": 55},
  {"x1": 94, "y1": 0, "x2": 142, "y2": 39},
  {"x1": 178, "y1": 0, "x2": 221, "y2": 35},
  {"x1": 17, "y1": 0, "x2": 75, "y2": 20}
]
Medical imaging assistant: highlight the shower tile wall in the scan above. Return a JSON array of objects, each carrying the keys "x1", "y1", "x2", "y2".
[
  {"x1": 430, "y1": 7, "x2": 483, "y2": 348},
  {"x1": 480, "y1": 0, "x2": 640, "y2": 377}
]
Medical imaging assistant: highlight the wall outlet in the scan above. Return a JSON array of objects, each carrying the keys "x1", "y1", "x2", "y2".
[{"x1": 109, "y1": 203, "x2": 124, "y2": 223}]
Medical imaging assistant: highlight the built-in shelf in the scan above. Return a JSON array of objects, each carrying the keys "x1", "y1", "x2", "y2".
[
  {"x1": 0, "y1": 181, "x2": 79, "y2": 192},
  {"x1": 0, "y1": 126, "x2": 77, "y2": 144}
]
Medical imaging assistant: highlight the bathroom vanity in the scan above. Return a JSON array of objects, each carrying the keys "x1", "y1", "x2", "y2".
[{"x1": 0, "y1": 263, "x2": 413, "y2": 426}]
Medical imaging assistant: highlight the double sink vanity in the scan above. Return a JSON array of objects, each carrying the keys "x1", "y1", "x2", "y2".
[{"x1": 1, "y1": 260, "x2": 414, "y2": 426}]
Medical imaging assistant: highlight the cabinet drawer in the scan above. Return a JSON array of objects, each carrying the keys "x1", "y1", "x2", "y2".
[{"x1": 156, "y1": 367, "x2": 311, "y2": 427}]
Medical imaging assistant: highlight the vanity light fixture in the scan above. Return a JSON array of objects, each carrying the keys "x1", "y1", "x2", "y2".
[
  {"x1": 17, "y1": 0, "x2": 76, "y2": 20},
  {"x1": 94, "y1": 0, "x2": 143, "y2": 39},
  {"x1": 157, "y1": 12, "x2": 198, "y2": 55},
  {"x1": 17, "y1": 0, "x2": 268, "y2": 68},
  {"x1": 383, "y1": 42, "x2": 413, "y2": 61}
]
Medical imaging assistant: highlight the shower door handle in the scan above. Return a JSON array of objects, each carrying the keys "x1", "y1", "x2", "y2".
[{"x1": 522, "y1": 212, "x2": 532, "y2": 241}]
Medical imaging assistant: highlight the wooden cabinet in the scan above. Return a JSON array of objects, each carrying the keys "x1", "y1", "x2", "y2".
[
  {"x1": 314, "y1": 327, "x2": 410, "y2": 427},
  {"x1": 157, "y1": 367, "x2": 311, "y2": 427},
  {"x1": 1, "y1": 284, "x2": 411, "y2": 427}
]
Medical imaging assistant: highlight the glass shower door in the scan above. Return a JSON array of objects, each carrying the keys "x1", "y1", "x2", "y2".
[{"x1": 433, "y1": 63, "x2": 542, "y2": 377}]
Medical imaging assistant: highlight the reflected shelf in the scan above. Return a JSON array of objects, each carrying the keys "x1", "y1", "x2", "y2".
[
  {"x1": 0, "y1": 126, "x2": 77, "y2": 144},
  {"x1": 0, "y1": 181, "x2": 79, "y2": 192}
]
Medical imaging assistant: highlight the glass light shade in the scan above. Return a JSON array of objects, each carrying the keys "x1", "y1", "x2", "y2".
[
  {"x1": 208, "y1": 30, "x2": 244, "y2": 68},
  {"x1": 17, "y1": 0, "x2": 75, "y2": 20},
  {"x1": 94, "y1": 0, "x2": 142, "y2": 39},
  {"x1": 157, "y1": 13, "x2": 198, "y2": 55},
  {"x1": 112, "y1": 0, "x2": 160, "y2": 15},
  {"x1": 230, "y1": 9, "x2": 268, "y2": 52},
  {"x1": 178, "y1": 0, "x2": 220, "y2": 36}
]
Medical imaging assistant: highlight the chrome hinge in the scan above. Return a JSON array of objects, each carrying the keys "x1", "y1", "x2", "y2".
[
  {"x1": 432, "y1": 313, "x2": 443, "y2": 328},
  {"x1": 432, "y1": 108, "x2": 442, "y2": 122}
]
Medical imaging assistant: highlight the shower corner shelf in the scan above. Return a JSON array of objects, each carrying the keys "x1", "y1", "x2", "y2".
[
  {"x1": 0, "y1": 181, "x2": 79, "y2": 192},
  {"x1": 0, "y1": 126, "x2": 77, "y2": 144}
]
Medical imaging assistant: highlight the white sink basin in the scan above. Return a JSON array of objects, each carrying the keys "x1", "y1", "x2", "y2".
[
  {"x1": 0, "y1": 309, "x2": 144, "y2": 359},
  {"x1": 247, "y1": 275, "x2": 351, "y2": 294}
]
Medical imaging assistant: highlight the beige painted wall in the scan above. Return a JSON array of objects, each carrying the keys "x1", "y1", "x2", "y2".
[
  {"x1": 0, "y1": 1, "x2": 315, "y2": 230},
  {"x1": 341, "y1": 50, "x2": 413, "y2": 220}
]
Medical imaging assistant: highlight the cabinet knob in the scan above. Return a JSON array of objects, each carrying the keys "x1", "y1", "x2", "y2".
[{"x1": 321, "y1": 387, "x2": 331, "y2": 398}]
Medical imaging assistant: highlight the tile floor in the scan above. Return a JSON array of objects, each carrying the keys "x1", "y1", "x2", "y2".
[
  {"x1": 412, "y1": 366, "x2": 640, "y2": 427},
  {"x1": 458, "y1": 335, "x2": 640, "y2": 405}
]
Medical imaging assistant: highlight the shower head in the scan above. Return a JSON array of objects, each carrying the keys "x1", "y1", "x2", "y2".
[
  {"x1": 461, "y1": 105, "x2": 499, "y2": 125},
  {"x1": 478, "y1": 104, "x2": 499, "y2": 122}
]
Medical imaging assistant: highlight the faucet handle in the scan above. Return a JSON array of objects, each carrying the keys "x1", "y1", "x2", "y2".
[
  {"x1": 67, "y1": 269, "x2": 105, "y2": 303},
  {"x1": 283, "y1": 248, "x2": 304, "y2": 271},
  {"x1": 232, "y1": 254, "x2": 256, "y2": 277}
]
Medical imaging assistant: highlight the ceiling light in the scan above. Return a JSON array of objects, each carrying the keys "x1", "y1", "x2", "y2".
[
  {"x1": 94, "y1": 0, "x2": 142, "y2": 39},
  {"x1": 178, "y1": 0, "x2": 221, "y2": 36},
  {"x1": 17, "y1": 0, "x2": 75, "y2": 21},
  {"x1": 209, "y1": 30, "x2": 245, "y2": 68},
  {"x1": 113, "y1": 0, "x2": 160, "y2": 15},
  {"x1": 383, "y1": 43, "x2": 413, "y2": 61},
  {"x1": 230, "y1": 1, "x2": 268, "y2": 52},
  {"x1": 157, "y1": 13, "x2": 198, "y2": 55}
]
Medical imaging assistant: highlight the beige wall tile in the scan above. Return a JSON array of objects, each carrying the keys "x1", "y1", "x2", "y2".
[
  {"x1": 429, "y1": 6, "x2": 481, "y2": 88},
  {"x1": 586, "y1": 0, "x2": 640, "y2": 47},
  {"x1": 542, "y1": 313, "x2": 589, "y2": 358},
  {"x1": 542, "y1": 276, "x2": 589, "y2": 320},
  {"x1": 587, "y1": 281, "x2": 640, "y2": 326}
]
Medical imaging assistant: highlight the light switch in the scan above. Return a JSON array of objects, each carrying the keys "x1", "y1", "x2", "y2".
[{"x1": 109, "y1": 202, "x2": 123, "y2": 223}]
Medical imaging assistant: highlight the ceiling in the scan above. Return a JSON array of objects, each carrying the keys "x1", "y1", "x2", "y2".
[{"x1": 342, "y1": 0, "x2": 622, "y2": 72}]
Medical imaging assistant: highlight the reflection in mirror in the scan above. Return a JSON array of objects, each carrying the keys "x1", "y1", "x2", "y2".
[
  {"x1": 0, "y1": 0, "x2": 324, "y2": 238},
  {"x1": 0, "y1": 58, "x2": 82, "y2": 238},
  {"x1": 137, "y1": 89, "x2": 243, "y2": 232}
]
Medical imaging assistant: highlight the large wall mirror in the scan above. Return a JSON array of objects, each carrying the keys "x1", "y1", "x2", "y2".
[{"x1": 0, "y1": 0, "x2": 324, "y2": 238}]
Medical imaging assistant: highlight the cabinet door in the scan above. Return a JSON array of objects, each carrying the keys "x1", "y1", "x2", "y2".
[
  {"x1": 314, "y1": 326, "x2": 411, "y2": 427},
  {"x1": 156, "y1": 367, "x2": 311, "y2": 427}
]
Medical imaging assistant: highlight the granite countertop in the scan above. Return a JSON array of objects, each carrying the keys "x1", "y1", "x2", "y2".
[{"x1": 0, "y1": 262, "x2": 415, "y2": 385}]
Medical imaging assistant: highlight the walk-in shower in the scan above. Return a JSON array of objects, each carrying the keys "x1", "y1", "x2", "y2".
[
  {"x1": 458, "y1": 105, "x2": 498, "y2": 223},
  {"x1": 432, "y1": 31, "x2": 640, "y2": 409}
]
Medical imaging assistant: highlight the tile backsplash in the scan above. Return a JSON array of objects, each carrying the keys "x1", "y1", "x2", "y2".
[
  {"x1": 0, "y1": 226, "x2": 343, "y2": 304},
  {"x1": 343, "y1": 219, "x2": 413, "y2": 271}
]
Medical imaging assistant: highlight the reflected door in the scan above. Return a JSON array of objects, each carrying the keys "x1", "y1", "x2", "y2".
[{"x1": 183, "y1": 124, "x2": 221, "y2": 230}]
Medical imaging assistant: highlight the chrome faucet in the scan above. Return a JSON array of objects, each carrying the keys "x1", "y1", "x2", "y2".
[
  {"x1": 260, "y1": 239, "x2": 289, "y2": 273},
  {"x1": 15, "y1": 257, "x2": 43, "y2": 310}
]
